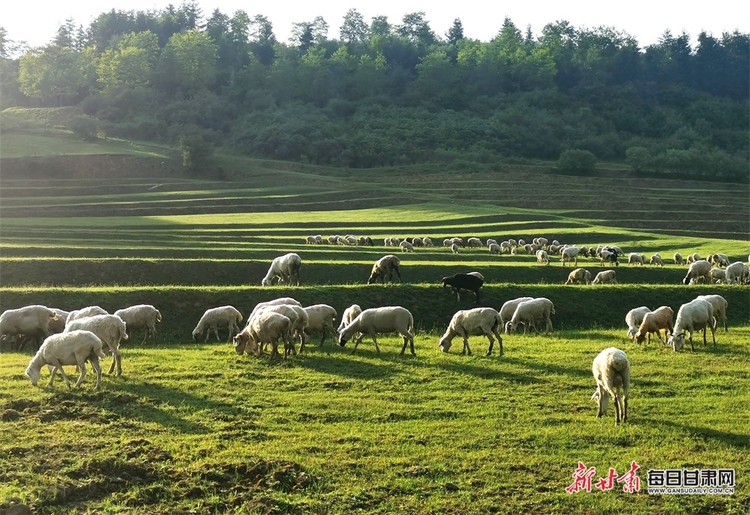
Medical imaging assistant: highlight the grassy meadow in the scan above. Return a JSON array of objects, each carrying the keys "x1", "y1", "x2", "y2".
[{"x1": 0, "y1": 119, "x2": 749, "y2": 514}]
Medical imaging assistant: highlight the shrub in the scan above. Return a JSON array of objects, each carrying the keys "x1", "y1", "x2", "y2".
[
  {"x1": 67, "y1": 115, "x2": 99, "y2": 141},
  {"x1": 556, "y1": 149, "x2": 597, "y2": 175},
  {"x1": 180, "y1": 134, "x2": 212, "y2": 170}
]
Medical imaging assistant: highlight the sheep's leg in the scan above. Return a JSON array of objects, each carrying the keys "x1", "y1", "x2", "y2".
[
  {"x1": 622, "y1": 395, "x2": 628, "y2": 423},
  {"x1": 709, "y1": 323, "x2": 717, "y2": 345},
  {"x1": 484, "y1": 333, "x2": 493, "y2": 356},
  {"x1": 689, "y1": 332, "x2": 695, "y2": 352},
  {"x1": 213, "y1": 327, "x2": 221, "y2": 343},
  {"x1": 370, "y1": 331, "x2": 381, "y2": 353},
  {"x1": 74, "y1": 360, "x2": 88, "y2": 389},
  {"x1": 394, "y1": 267, "x2": 402, "y2": 282},
  {"x1": 90, "y1": 357, "x2": 103, "y2": 389},
  {"x1": 408, "y1": 333, "x2": 416, "y2": 356},
  {"x1": 614, "y1": 394, "x2": 621, "y2": 424},
  {"x1": 461, "y1": 335, "x2": 472, "y2": 356}
]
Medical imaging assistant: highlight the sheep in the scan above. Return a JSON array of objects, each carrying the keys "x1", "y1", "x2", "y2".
[
  {"x1": 710, "y1": 253, "x2": 730, "y2": 267},
  {"x1": 234, "y1": 311, "x2": 293, "y2": 359},
  {"x1": 489, "y1": 243, "x2": 501, "y2": 255},
  {"x1": 499, "y1": 241, "x2": 511, "y2": 253},
  {"x1": 467, "y1": 237, "x2": 483, "y2": 248},
  {"x1": 337, "y1": 304, "x2": 362, "y2": 335},
  {"x1": 451, "y1": 243, "x2": 460, "y2": 254},
  {"x1": 625, "y1": 306, "x2": 651, "y2": 339},
  {"x1": 591, "y1": 347, "x2": 630, "y2": 425},
  {"x1": 0, "y1": 305, "x2": 60, "y2": 350},
  {"x1": 338, "y1": 306, "x2": 415, "y2": 355},
  {"x1": 192, "y1": 306, "x2": 243, "y2": 343},
  {"x1": 315, "y1": 234, "x2": 323, "y2": 244},
  {"x1": 302, "y1": 304, "x2": 338, "y2": 347},
  {"x1": 439, "y1": 307, "x2": 503, "y2": 356},
  {"x1": 422, "y1": 237, "x2": 433, "y2": 247},
  {"x1": 305, "y1": 235, "x2": 316, "y2": 244},
  {"x1": 113, "y1": 304, "x2": 162, "y2": 345},
  {"x1": 399, "y1": 240, "x2": 414, "y2": 252},
  {"x1": 686, "y1": 252, "x2": 701, "y2": 264},
  {"x1": 535, "y1": 237, "x2": 548, "y2": 248},
  {"x1": 248, "y1": 297, "x2": 302, "y2": 320},
  {"x1": 709, "y1": 268, "x2": 726, "y2": 283},
  {"x1": 261, "y1": 253, "x2": 302, "y2": 286},
  {"x1": 599, "y1": 250, "x2": 620, "y2": 267},
  {"x1": 25, "y1": 330, "x2": 106, "y2": 390},
  {"x1": 442, "y1": 238, "x2": 452, "y2": 247},
  {"x1": 696, "y1": 294, "x2": 728, "y2": 332},
  {"x1": 486, "y1": 238, "x2": 498, "y2": 247},
  {"x1": 627, "y1": 253, "x2": 645, "y2": 266},
  {"x1": 327, "y1": 235, "x2": 338, "y2": 244},
  {"x1": 499, "y1": 297, "x2": 534, "y2": 326},
  {"x1": 67, "y1": 306, "x2": 108, "y2": 325},
  {"x1": 466, "y1": 271, "x2": 485, "y2": 281},
  {"x1": 518, "y1": 239, "x2": 526, "y2": 247},
  {"x1": 251, "y1": 303, "x2": 308, "y2": 354},
  {"x1": 536, "y1": 249, "x2": 550, "y2": 265},
  {"x1": 560, "y1": 246, "x2": 580, "y2": 266},
  {"x1": 565, "y1": 268, "x2": 592, "y2": 285},
  {"x1": 673, "y1": 252, "x2": 685, "y2": 265},
  {"x1": 649, "y1": 254, "x2": 664, "y2": 267},
  {"x1": 682, "y1": 259, "x2": 712, "y2": 285},
  {"x1": 450, "y1": 237, "x2": 464, "y2": 247},
  {"x1": 592, "y1": 270, "x2": 617, "y2": 284},
  {"x1": 441, "y1": 273, "x2": 483, "y2": 303},
  {"x1": 65, "y1": 314, "x2": 129, "y2": 376},
  {"x1": 725, "y1": 261, "x2": 750, "y2": 285},
  {"x1": 504, "y1": 298, "x2": 555, "y2": 335},
  {"x1": 668, "y1": 298, "x2": 716, "y2": 351},
  {"x1": 49, "y1": 309, "x2": 69, "y2": 334},
  {"x1": 368, "y1": 254, "x2": 402, "y2": 284},
  {"x1": 634, "y1": 306, "x2": 674, "y2": 344}
]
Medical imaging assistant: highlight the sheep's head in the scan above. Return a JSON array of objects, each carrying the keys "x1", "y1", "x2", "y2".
[
  {"x1": 232, "y1": 334, "x2": 245, "y2": 355},
  {"x1": 261, "y1": 278, "x2": 272, "y2": 287},
  {"x1": 669, "y1": 332, "x2": 686, "y2": 352},
  {"x1": 191, "y1": 328, "x2": 200, "y2": 342},
  {"x1": 503, "y1": 321, "x2": 514, "y2": 335},
  {"x1": 634, "y1": 331, "x2": 646, "y2": 344},
  {"x1": 25, "y1": 364, "x2": 41, "y2": 386}
]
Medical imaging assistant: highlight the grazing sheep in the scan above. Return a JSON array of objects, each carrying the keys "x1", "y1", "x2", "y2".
[
  {"x1": 504, "y1": 298, "x2": 555, "y2": 335},
  {"x1": 649, "y1": 254, "x2": 664, "y2": 267},
  {"x1": 682, "y1": 260, "x2": 712, "y2": 285},
  {"x1": 451, "y1": 243, "x2": 460, "y2": 254},
  {"x1": 466, "y1": 271, "x2": 485, "y2": 281},
  {"x1": 709, "y1": 268, "x2": 726, "y2": 283},
  {"x1": 673, "y1": 252, "x2": 685, "y2": 265},
  {"x1": 696, "y1": 294, "x2": 728, "y2": 332},
  {"x1": 234, "y1": 311, "x2": 293, "y2": 359},
  {"x1": 489, "y1": 243, "x2": 501, "y2": 255},
  {"x1": 628, "y1": 253, "x2": 645, "y2": 266},
  {"x1": 65, "y1": 314, "x2": 128, "y2": 376},
  {"x1": 686, "y1": 252, "x2": 701, "y2": 264},
  {"x1": 423, "y1": 237, "x2": 434, "y2": 247},
  {"x1": 399, "y1": 240, "x2": 414, "y2": 252},
  {"x1": 450, "y1": 237, "x2": 464, "y2": 247},
  {"x1": 486, "y1": 238, "x2": 498, "y2": 247},
  {"x1": 592, "y1": 270, "x2": 617, "y2": 285},
  {"x1": 25, "y1": 330, "x2": 106, "y2": 390},
  {"x1": 625, "y1": 306, "x2": 652, "y2": 339},
  {"x1": 634, "y1": 306, "x2": 674, "y2": 344},
  {"x1": 442, "y1": 238, "x2": 452, "y2": 247},
  {"x1": 599, "y1": 250, "x2": 620, "y2": 267},
  {"x1": 560, "y1": 246, "x2": 581, "y2": 266},
  {"x1": 261, "y1": 253, "x2": 302, "y2": 286},
  {"x1": 439, "y1": 307, "x2": 503, "y2": 356},
  {"x1": 467, "y1": 237, "x2": 483, "y2": 248},
  {"x1": 67, "y1": 306, "x2": 108, "y2": 325},
  {"x1": 0, "y1": 305, "x2": 60, "y2": 349},
  {"x1": 499, "y1": 241, "x2": 511, "y2": 253},
  {"x1": 338, "y1": 306, "x2": 415, "y2": 355},
  {"x1": 113, "y1": 304, "x2": 161, "y2": 345},
  {"x1": 725, "y1": 261, "x2": 750, "y2": 285},
  {"x1": 305, "y1": 235, "x2": 316, "y2": 244},
  {"x1": 591, "y1": 347, "x2": 630, "y2": 425},
  {"x1": 337, "y1": 304, "x2": 363, "y2": 335},
  {"x1": 192, "y1": 306, "x2": 243, "y2": 343},
  {"x1": 49, "y1": 309, "x2": 69, "y2": 335},
  {"x1": 499, "y1": 297, "x2": 534, "y2": 326},
  {"x1": 441, "y1": 273, "x2": 483, "y2": 303},
  {"x1": 536, "y1": 249, "x2": 550, "y2": 265},
  {"x1": 251, "y1": 303, "x2": 308, "y2": 353},
  {"x1": 668, "y1": 298, "x2": 716, "y2": 351},
  {"x1": 368, "y1": 255, "x2": 402, "y2": 284},
  {"x1": 565, "y1": 268, "x2": 592, "y2": 285},
  {"x1": 709, "y1": 253, "x2": 730, "y2": 267},
  {"x1": 327, "y1": 235, "x2": 338, "y2": 244},
  {"x1": 302, "y1": 304, "x2": 338, "y2": 347},
  {"x1": 248, "y1": 297, "x2": 302, "y2": 320}
]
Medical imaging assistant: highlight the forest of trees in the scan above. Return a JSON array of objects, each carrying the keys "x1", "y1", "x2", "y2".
[{"x1": 1, "y1": 2, "x2": 748, "y2": 180}]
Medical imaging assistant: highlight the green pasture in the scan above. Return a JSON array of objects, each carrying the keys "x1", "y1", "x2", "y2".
[{"x1": 1, "y1": 328, "x2": 748, "y2": 514}]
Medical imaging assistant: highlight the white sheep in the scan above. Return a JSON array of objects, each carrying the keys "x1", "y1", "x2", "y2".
[
  {"x1": 709, "y1": 268, "x2": 726, "y2": 283},
  {"x1": 486, "y1": 238, "x2": 498, "y2": 247},
  {"x1": 649, "y1": 254, "x2": 663, "y2": 267},
  {"x1": 673, "y1": 252, "x2": 684, "y2": 265},
  {"x1": 668, "y1": 298, "x2": 716, "y2": 352},
  {"x1": 233, "y1": 311, "x2": 293, "y2": 359},
  {"x1": 49, "y1": 309, "x2": 69, "y2": 334},
  {"x1": 192, "y1": 306, "x2": 243, "y2": 343},
  {"x1": 627, "y1": 253, "x2": 645, "y2": 266},
  {"x1": 696, "y1": 294, "x2": 728, "y2": 332},
  {"x1": 634, "y1": 306, "x2": 674, "y2": 344},
  {"x1": 488, "y1": 243, "x2": 501, "y2": 255},
  {"x1": 686, "y1": 252, "x2": 701, "y2": 264},
  {"x1": 248, "y1": 297, "x2": 302, "y2": 320},
  {"x1": 709, "y1": 253, "x2": 730, "y2": 267},
  {"x1": 450, "y1": 243, "x2": 460, "y2": 254},
  {"x1": 536, "y1": 249, "x2": 550, "y2": 264},
  {"x1": 442, "y1": 238, "x2": 451, "y2": 247},
  {"x1": 301, "y1": 304, "x2": 338, "y2": 347},
  {"x1": 625, "y1": 306, "x2": 651, "y2": 339},
  {"x1": 399, "y1": 240, "x2": 414, "y2": 252},
  {"x1": 725, "y1": 261, "x2": 749, "y2": 285},
  {"x1": 0, "y1": 305, "x2": 60, "y2": 348},
  {"x1": 591, "y1": 347, "x2": 630, "y2": 425},
  {"x1": 592, "y1": 270, "x2": 617, "y2": 284},
  {"x1": 439, "y1": 307, "x2": 503, "y2": 356},
  {"x1": 499, "y1": 297, "x2": 534, "y2": 326},
  {"x1": 422, "y1": 237, "x2": 434, "y2": 247},
  {"x1": 467, "y1": 237, "x2": 483, "y2": 248},
  {"x1": 560, "y1": 246, "x2": 580, "y2": 266},
  {"x1": 337, "y1": 304, "x2": 362, "y2": 334},
  {"x1": 66, "y1": 306, "x2": 108, "y2": 325},
  {"x1": 565, "y1": 268, "x2": 591, "y2": 285},
  {"x1": 25, "y1": 330, "x2": 106, "y2": 390},
  {"x1": 504, "y1": 298, "x2": 555, "y2": 335},
  {"x1": 338, "y1": 306, "x2": 415, "y2": 355},
  {"x1": 65, "y1": 314, "x2": 129, "y2": 376},
  {"x1": 113, "y1": 304, "x2": 162, "y2": 345},
  {"x1": 368, "y1": 255, "x2": 402, "y2": 284},
  {"x1": 305, "y1": 235, "x2": 316, "y2": 244},
  {"x1": 261, "y1": 252, "x2": 302, "y2": 286},
  {"x1": 250, "y1": 303, "x2": 308, "y2": 354},
  {"x1": 682, "y1": 260, "x2": 712, "y2": 285}
]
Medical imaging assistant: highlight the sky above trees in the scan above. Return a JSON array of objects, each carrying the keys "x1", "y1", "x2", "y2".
[{"x1": 4, "y1": 0, "x2": 748, "y2": 51}]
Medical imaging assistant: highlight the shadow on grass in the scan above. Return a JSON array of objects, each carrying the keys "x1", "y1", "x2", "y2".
[
  {"x1": 501, "y1": 355, "x2": 591, "y2": 379},
  {"x1": 641, "y1": 418, "x2": 750, "y2": 450}
]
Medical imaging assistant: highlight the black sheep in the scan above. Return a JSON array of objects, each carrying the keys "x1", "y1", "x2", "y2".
[{"x1": 441, "y1": 273, "x2": 483, "y2": 303}]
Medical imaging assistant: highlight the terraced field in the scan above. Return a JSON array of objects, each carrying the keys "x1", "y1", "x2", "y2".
[{"x1": 0, "y1": 136, "x2": 748, "y2": 514}]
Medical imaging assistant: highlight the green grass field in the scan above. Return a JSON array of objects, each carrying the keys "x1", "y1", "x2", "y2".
[{"x1": 0, "y1": 123, "x2": 748, "y2": 514}]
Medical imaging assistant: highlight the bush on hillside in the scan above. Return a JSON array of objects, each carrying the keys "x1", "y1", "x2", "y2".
[
  {"x1": 556, "y1": 149, "x2": 597, "y2": 175},
  {"x1": 67, "y1": 115, "x2": 99, "y2": 141}
]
